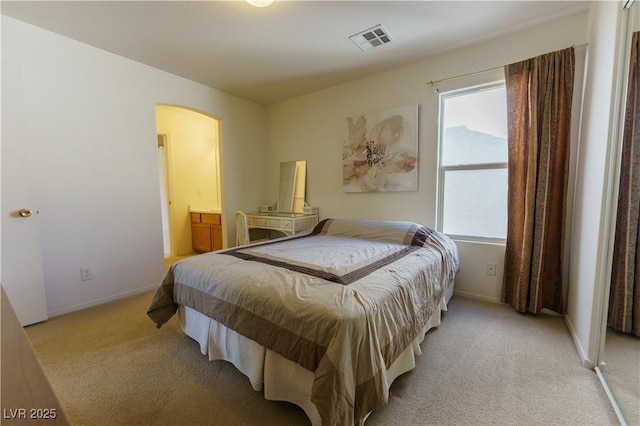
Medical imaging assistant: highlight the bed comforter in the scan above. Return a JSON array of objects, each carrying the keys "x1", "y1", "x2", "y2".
[{"x1": 148, "y1": 218, "x2": 459, "y2": 425}]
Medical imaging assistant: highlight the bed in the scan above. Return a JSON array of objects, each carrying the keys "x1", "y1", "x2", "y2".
[{"x1": 148, "y1": 218, "x2": 459, "y2": 425}]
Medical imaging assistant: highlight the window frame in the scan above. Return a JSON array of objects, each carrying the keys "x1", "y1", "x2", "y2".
[{"x1": 436, "y1": 81, "x2": 508, "y2": 244}]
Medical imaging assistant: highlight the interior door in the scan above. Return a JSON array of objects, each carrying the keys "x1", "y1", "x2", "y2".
[{"x1": 1, "y1": 61, "x2": 48, "y2": 326}]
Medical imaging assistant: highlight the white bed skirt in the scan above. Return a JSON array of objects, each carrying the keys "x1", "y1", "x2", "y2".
[{"x1": 178, "y1": 284, "x2": 454, "y2": 425}]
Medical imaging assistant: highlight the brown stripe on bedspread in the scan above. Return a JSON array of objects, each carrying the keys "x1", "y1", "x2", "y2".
[
  {"x1": 224, "y1": 244, "x2": 421, "y2": 285},
  {"x1": 174, "y1": 282, "x2": 326, "y2": 372},
  {"x1": 410, "y1": 225, "x2": 435, "y2": 246},
  {"x1": 147, "y1": 269, "x2": 179, "y2": 328}
]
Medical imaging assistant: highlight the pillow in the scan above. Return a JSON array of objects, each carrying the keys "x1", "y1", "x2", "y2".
[{"x1": 311, "y1": 218, "x2": 434, "y2": 246}]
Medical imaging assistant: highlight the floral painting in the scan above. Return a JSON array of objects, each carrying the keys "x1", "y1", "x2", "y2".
[{"x1": 343, "y1": 104, "x2": 418, "y2": 192}]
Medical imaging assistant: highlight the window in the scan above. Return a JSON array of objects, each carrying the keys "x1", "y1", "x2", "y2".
[{"x1": 437, "y1": 82, "x2": 508, "y2": 242}]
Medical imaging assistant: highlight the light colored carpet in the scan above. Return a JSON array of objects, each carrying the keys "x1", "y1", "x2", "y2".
[
  {"x1": 25, "y1": 293, "x2": 618, "y2": 425},
  {"x1": 600, "y1": 328, "x2": 640, "y2": 426},
  {"x1": 164, "y1": 255, "x2": 194, "y2": 271}
]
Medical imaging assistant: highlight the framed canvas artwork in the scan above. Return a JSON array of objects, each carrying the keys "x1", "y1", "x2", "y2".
[{"x1": 343, "y1": 104, "x2": 418, "y2": 192}]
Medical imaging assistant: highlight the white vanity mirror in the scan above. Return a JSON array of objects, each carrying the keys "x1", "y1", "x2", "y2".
[
  {"x1": 278, "y1": 160, "x2": 306, "y2": 214},
  {"x1": 245, "y1": 160, "x2": 317, "y2": 240}
]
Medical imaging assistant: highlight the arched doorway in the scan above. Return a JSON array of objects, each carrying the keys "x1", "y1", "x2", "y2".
[{"x1": 155, "y1": 105, "x2": 222, "y2": 263}]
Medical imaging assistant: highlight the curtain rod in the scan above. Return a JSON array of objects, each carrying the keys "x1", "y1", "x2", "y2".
[{"x1": 426, "y1": 43, "x2": 588, "y2": 87}]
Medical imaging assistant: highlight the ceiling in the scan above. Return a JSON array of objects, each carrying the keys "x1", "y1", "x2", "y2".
[{"x1": 1, "y1": 1, "x2": 591, "y2": 105}]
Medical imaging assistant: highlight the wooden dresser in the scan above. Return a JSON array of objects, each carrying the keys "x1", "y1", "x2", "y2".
[{"x1": 191, "y1": 211, "x2": 222, "y2": 253}]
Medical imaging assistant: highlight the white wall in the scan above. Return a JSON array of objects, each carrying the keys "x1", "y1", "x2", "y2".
[
  {"x1": 1, "y1": 16, "x2": 268, "y2": 316},
  {"x1": 566, "y1": 1, "x2": 626, "y2": 368},
  {"x1": 266, "y1": 12, "x2": 589, "y2": 303}
]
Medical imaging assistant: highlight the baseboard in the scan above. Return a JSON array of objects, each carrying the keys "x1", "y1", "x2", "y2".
[
  {"x1": 47, "y1": 285, "x2": 158, "y2": 318},
  {"x1": 452, "y1": 289, "x2": 502, "y2": 304},
  {"x1": 564, "y1": 314, "x2": 596, "y2": 369}
]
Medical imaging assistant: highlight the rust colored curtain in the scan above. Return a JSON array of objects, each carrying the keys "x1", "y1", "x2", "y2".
[
  {"x1": 502, "y1": 47, "x2": 575, "y2": 314},
  {"x1": 608, "y1": 32, "x2": 640, "y2": 337}
]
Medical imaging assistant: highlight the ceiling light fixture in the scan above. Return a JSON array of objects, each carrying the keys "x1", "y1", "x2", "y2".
[{"x1": 247, "y1": 0, "x2": 274, "y2": 7}]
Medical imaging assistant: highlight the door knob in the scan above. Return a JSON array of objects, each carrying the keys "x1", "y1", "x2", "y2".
[{"x1": 18, "y1": 208, "x2": 33, "y2": 218}]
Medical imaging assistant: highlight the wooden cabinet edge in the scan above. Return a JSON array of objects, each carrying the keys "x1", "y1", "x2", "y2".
[{"x1": 1, "y1": 287, "x2": 70, "y2": 425}]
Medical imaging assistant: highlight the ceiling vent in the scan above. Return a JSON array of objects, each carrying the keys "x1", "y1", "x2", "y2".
[{"x1": 349, "y1": 25, "x2": 393, "y2": 52}]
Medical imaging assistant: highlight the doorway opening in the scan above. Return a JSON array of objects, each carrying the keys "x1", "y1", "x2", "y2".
[{"x1": 155, "y1": 105, "x2": 222, "y2": 262}]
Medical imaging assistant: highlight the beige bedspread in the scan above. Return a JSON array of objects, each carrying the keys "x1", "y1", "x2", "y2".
[{"x1": 148, "y1": 219, "x2": 458, "y2": 425}]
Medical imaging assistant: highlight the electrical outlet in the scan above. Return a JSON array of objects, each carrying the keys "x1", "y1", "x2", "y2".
[
  {"x1": 80, "y1": 267, "x2": 94, "y2": 281},
  {"x1": 486, "y1": 263, "x2": 496, "y2": 276}
]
